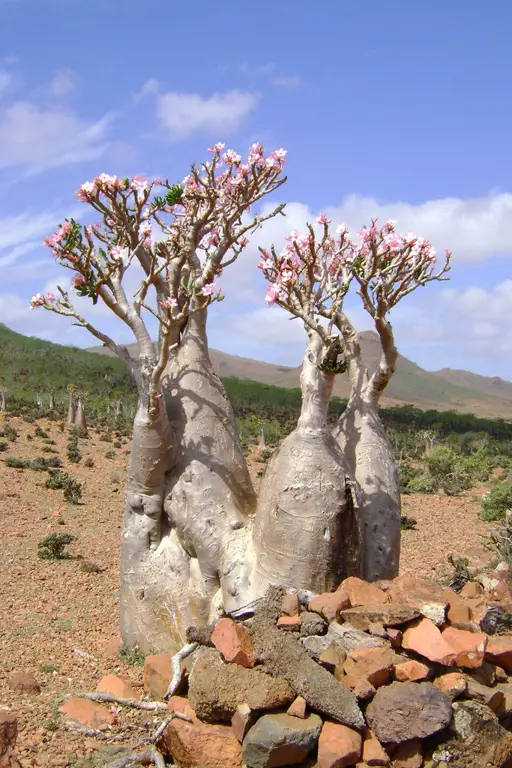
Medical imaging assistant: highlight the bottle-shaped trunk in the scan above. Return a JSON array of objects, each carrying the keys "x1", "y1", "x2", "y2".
[
  {"x1": 0, "y1": 391, "x2": 5, "y2": 412},
  {"x1": 67, "y1": 393, "x2": 75, "y2": 425},
  {"x1": 74, "y1": 398, "x2": 87, "y2": 432},
  {"x1": 48, "y1": 389, "x2": 55, "y2": 411},
  {"x1": 252, "y1": 332, "x2": 361, "y2": 595},
  {"x1": 334, "y1": 394, "x2": 400, "y2": 581}
]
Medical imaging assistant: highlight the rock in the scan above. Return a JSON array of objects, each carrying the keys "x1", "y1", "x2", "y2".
[
  {"x1": 309, "y1": 591, "x2": 350, "y2": 621},
  {"x1": 389, "y1": 739, "x2": 423, "y2": 768},
  {"x1": 481, "y1": 605, "x2": 512, "y2": 635},
  {"x1": 338, "y1": 604, "x2": 419, "y2": 632},
  {"x1": 447, "y1": 600, "x2": 473, "y2": 628},
  {"x1": 362, "y1": 729, "x2": 389, "y2": 765},
  {"x1": 300, "y1": 611, "x2": 328, "y2": 637},
  {"x1": 96, "y1": 674, "x2": 138, "y2": 699},
  {"x1": 394, "y1": 661, "x2": 429, "y2": 682},
  {"x1": 329, "y1": 622, "x2": 387, "y2": 652},
  {"x1": 485, "y1": 634, "x2": 512, "y2": 671},
  {"x1": 386, "y1": 629, "x2": 403, "y2": 648},
  {"x1": 287, "y1": 696, "x2": 307, "y2": 718},
  {"x1": 164, "y1": 695, "x2": 242, "y2": 768},
  {"x1": 466, "y1": 660, "x2": 496, "y2": 687},
  {"x1": 460, "y1": 581, "x2": 484, "y2": 598},
  {"x1": 365, "y1": 682, "x2": 452, "y2": 744},
  {"x1": 188, "y1": 648, "x2": 294, "y2": 722},
  {"x1": 495, "y1": 665, "x2": 508, "y2": 683},
  {"x1": 319, "y1": 644, "x2": 347, "y2": 672},
  {"x1": 231, "y1": 703, "x2": 257, "y2": 743},
  {"x1": 402, "y1": 618, "x2": 456, "y2": 666},
  {"x1": 341, "y1": 674, "x2": 377, "y2": 701},
  {"x1": 426, "y1": 699, "x2": 512, "y2": 768},
  {"x1": 281, "y1": 593, "x2": 300, "y2": 617},
  {"x1": 317, "y1": 721, "x2": 362, "y2": 768},
  {"x1": 344, "y1": 647, "x2": 394, "y2": 688},
  {"x1": 369, "y1": 623, "x2": 388, "y2": 638},
  {"x1": 243, "y1": 712, "x2": 322, "y2": 768},
  {"x1": 465, "y1": 679, "x2": 504, "y2": 713},
  {"x1": 441, "y1": 626, "x2": 487, "y2": 668},
  {"x1": 7, "y1": 672, "x2": 41, "y2": 695},
  {"x1": 277, "y1": 616, "x2": 302, "y2": 632},
  {"x1": 389, "y1": 577, "x2": 448, "y2": 626},
  {"x1": 211, "y1": 618, "x2": 255, "y2": 668},
  {"x1": 59, "y1": 698, "x2": 116, "y2": 729},
  {"x1": 0, "y1": 712, "x2": 17, "y2": 756},
  {"x1": 340, "y1": 577, "x2": 388, "y2": 607},
  {"x1": 433, "y1": 672, "x2": 467, "y2": 699},
  {"x1": 143, "y1": 653, "x2": 172, "y2": 699}
]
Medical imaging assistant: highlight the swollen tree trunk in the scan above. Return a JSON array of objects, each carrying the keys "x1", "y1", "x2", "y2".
[
  {"x1": 75, "y1": 398, "x2": 87, "y2": 431},
  {"x1": 67, "y1": 393, "x2": 75, "y2": 425},
  {"x1": 252, "y1": 332, "x2": 360, "y2": 595},
  {"x1": 0, "y1": 391, "x2": 5, "y2": 412},
  {"x1": 163, "y1": 310, "x2": 256, "y2": 617},
  {"x1": 333, "y1": 320, "x2": 400, "y2": 582},
  {"x1": 48, "y1": 389, "x2": 55, "y2": 411}
]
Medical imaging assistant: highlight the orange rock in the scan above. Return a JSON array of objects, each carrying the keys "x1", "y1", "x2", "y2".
[
  {"x1": 465, "y1": 597, "x2": 488, "y2": 623},
  {"x1": 277, "y1": 615, "x2": 302, "y2": 631},
  {"x1": 485, "y1": 635, "x2": 512, "y2": 672},
  {"x1": 460, "y1": 581, "x2": 484, "y2": 598},
  {"x1": 103, "y1": 636, "x2": 122, "y2": 659},
  {"x1": 433, "y1": 672, "x2": 467, "y2": 699},
  {"x1": 163, "y1": 695, "x2": 242, "y2": 768},
  {"x1": 143, "y1": 653, "x2": 172, "y2": 699},
  {"x1": 345, "y1": 647, "x2": 393, "y2": 688},
  {"x1": 231, "y1": 703, "x2": 257, "y2": 742},
  {"x1": 441, "y1": 626, "x2": 487, "y2": 668},
  {"x1": 59, "y1": 698, "x2": 116, "y2": 730},
  {"x1": 319, "y1": 644, "x2": 347, "y2": 672},
  {"x1": 340, "y1": 577, "x2": 388, "y2": 607},
  {"x1": 318, "y1": 721, "x2": 363, "y2": 768},
  {"x1": 394, "y1": 660, "x2": 429, "y2": 682},
  {"x1": 211, "y1": 618, "x2": 254, "y2": 668},
  {"x1": 390, "y1": 738, "x2": 423, "y2": 768},
  {"x1": 402, "y1": 618, "x2": 456, "y2": 666},
  {"x1": 309, "y1": 590, "x2": 351, "y2": 621},
  {"x1": 362, "y1": 729, "x2": 389, "y2": 765},
  {"x1": 386, "y1": 628, "x2": 403, "y2": 648},
  {"x1": 343, "y1": 674, "x2": 377, "y2": 701},
  {"x1": 447, "y1": 600, "x2": 472, "y2": 627},
  {"x1": 7, "y1": 672, "x2": 41, "y2": 695},
  {"x1": 287, "y1": 696, "x2": 307, "y2": 719},
  {"x1": 281, "y1": 593, "x2": 300, "y2": 617},
  {"x1": 389, "y1": 577, "x2": 448, "y2": 625},
  {"x1": 96, "y1": 674, "x2": 138, "y2": 700}
]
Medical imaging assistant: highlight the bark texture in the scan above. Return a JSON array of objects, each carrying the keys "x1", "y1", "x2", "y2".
[
  {"x1": 334, "y1": 320, "x2": 400, "y2": 582},
  {"x1": 252, "y1": 333, "x2": 360, "y2": 595}
]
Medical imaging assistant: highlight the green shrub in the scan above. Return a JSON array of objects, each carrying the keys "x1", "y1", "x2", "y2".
[
  {"x1": 105, "y1": 449, "x2": 116, "y2": 460},
  {"x1": 45, "y1": 470, "x2": 83, "y2": 504},
  {"x1": 0, "y1": 422, "x2": 18, "y2": 442},
  {"x1": 119, "y1": 647, "x2": 146, "y2": 666},
  {"x1": 38, "y1": 533, "x2": 77, "y2": 560},
  {"x1": 35, "y1": 426, "x2": 49, "y2": 438},
  {"x1": 5, "y1": 456, "x2": 62, "y2": 470},
  {"x1": 84, "y1": 458, "x2": 95, "y2": 468},
  {"x1": 400, "y1": 515, "x2": 417, "y2": 530},
  {"x1": 67, "y1": 430, "x2": 82, "y2": 464},
  {"x1": 482, "y1": 482, "x2": 512, "y2": 521},
  {"x1": 487, "y1": 511, "x2": 512, "y2": 567}
]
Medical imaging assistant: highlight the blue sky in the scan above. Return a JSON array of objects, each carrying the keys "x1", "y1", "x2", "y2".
[{"x1": 1, "y1": 0, "x2": 512, "y2": 377}]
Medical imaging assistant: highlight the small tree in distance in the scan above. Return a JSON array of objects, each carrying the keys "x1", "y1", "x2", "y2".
[{"x1": 31, "y1": 144, "x2": 451, "y2": 653}]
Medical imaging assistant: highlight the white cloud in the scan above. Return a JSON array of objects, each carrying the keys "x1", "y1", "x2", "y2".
[
  {"x1": 50, "y1": 67, "x2": 74, "y2": 96},
  {"x1": 0, "y1": 69, "x2": 13, "y2": 97},
  {"x1": 156, "y1": 89, "x2": 260, "y2": 142},
  {"x1": 0, "y1": 101, "x2": 113, "y2": 171},
  {"x1": 271, "y1": 75, "x2": 304, "y2": 88}
]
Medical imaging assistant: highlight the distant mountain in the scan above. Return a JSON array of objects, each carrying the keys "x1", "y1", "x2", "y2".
[{"x1": 88, "y1": 330, "x2": 512, "y2": 419}]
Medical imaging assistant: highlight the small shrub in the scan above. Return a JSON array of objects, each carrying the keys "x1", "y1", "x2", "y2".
[
  {"x1": 0, "y1": 442, "x2": 7, "y2": 452},
  {"x1": 5, "y1": 456, "x2": 63, "y2": 471},
  {"x1": 58, "y1": 423, "x2": 65, "y2": 433},
  {"x1": 38, "y1": 533, "x2": 77, "y2": 560},
  {"x1": 35, "y1": 426, "x2": 49, "y2": 439},
  {"x1": 482, "y1": 482, "x2": 512, "y2": 521},
  {"x1": 40, "y1": 664, "x2": 59, "y2": 674},
  {"x1": 45, "y1": 470, "x2": 83, "y2": 504},
  {"x1": 43, "y1": 438, "x2": 56, "y2": 446},
  {"x1": 400, "y1": 515, "x2": 417, "y2": 530},
  {"x1": 447, "y1": 555, "x2": 471, "y2": 592},
  {"x1": 84, "y1": 458, "x2": 95, "y2": 468},
  {"x1": 41, "y1": 446, "x2": 59, "y2": 454},
  {"x1": 113, "y1": 441, "x2": 122, "y2": 449},
  {"x1": 100, "y1": 433, "x2": 113, "y2": 442},
  {"x1": 0, "y1": 422, "x2": 18, "y2": 442},
  {"x1": 67, "y1": 430, "x2": 82, "y2": 464},
  {"x1": 27, "y1": 434, "x2": 33, "y2": 441},
  {"x1": 105, "y1": 450, "x2": 116, "y2": 460},
  {"x1": 119, "y1": 647, "x2": 146, "y2": 666}
]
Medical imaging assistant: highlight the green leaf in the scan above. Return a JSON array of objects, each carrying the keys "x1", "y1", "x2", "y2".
[{"x1": 165, "y1": 184, "x2": 184, "y2": 206}]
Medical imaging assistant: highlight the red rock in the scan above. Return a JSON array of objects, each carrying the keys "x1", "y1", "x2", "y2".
[
  {"x1": 340, "y1": 577, "x2": 388, "y2": 607},
  {"x1": 7, "y1": 672, "x2": 40, "y2": 695},
  {"x1": 495, "y1": 665, "x2": 508, "y2": 683},
  {"x1": 281, "y1": 593, "x2": 300, "y2": 617},
  {"x1": 402, "y1": 618, "x2": 456, "y2": 666},
  {"x1": 318, "y1": 721, "x2": 363, "y2": 768},
  {"x1": 309, "y1": 590, "x2": 350, "y2": 620},
  {"x1": 466, "y1": 597, "x2": 488, "y2": 623},
  {"x1": 369, "y1": 623, "x2": 387, "y2": 638},
  {"x1": 441, "y1": 626, "x2": 487, "y2": 668},
  {"x1": 319, "y1": 644, "x2": 347, "y2": 672},
  {"x1": 96, "y1": 674, "x2": 138, "y2": 700},
  {"x1": 344, "y1": 647, "x2": 394, "y2": 689},
  {"x1": 387, "y1": 629, "x2": 402, "y2": 648},
  {"x1": 287, "y1": 696, "x2": 307, "y2": 718},
  {"x1": 390, "y1": 738, "x2": 423, "y2": 768},
  {"x1": 102, "y1": 636, "x2": 122, "y2": 659},
  {"x1": 277, "y1": 615, "x2": 302, "y2": 631},
  {"x1": 389, "y1": 577, "x2": 448, "y2": 625},
  {"x1": 394, "y1": 661, "x2": 429, "y2": 682},
  {"x1": 343, "y1": 674, "x2": 377, "y2": 701},
  {"x1": 447, "y1": 600, "x2": 472, "y2": 626},
  {"x1": 466, "y1": 679, "x2": 504, "y2": 712},
  {"x1": 231, "y1": 703, "x2": 257, "y2": 742},
  {"x1": 362, "y1": 729, "x2": 389, "y2": 765},
  {"x1": 434, "y1": 672, "x2": 467, "y2": 699},
  {"x1": 59, "y1": 699, "x2": 116, "y2": 730},
  {"x1": 486, "y1": 635, "x2": 512, "y2": 672},
  {"x1": 163, "y1": 695, "x2": 242, "y2": 768},
  {"x1": 460, "y1": 581, "x2": 484, "y2": 598},
  {"x1": 211, "y1": 618, "x2": 254, "y2": 668},
  {"x1": 0, "y1": 711, "x2": 17, "y2": 755},
  {"x1": 143, "y1": 653, "x2": 172, "y2": 699}
]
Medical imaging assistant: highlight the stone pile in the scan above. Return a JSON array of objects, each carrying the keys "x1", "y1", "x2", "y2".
[{"x1": 59, "y1": 564, "x2": 512, "y2": 768}]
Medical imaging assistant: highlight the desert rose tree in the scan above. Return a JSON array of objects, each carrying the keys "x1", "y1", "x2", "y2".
[
  {"x1": 254, "y1": 217, "x2": 451, "y2": 583},
  {"x1": 32, "y1": 143, "x2": 287, "y2": 652}
]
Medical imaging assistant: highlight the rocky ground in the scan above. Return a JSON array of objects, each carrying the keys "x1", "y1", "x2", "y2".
[{"x1": 0, "y1": 416, "x2": 498, "y2": 766}]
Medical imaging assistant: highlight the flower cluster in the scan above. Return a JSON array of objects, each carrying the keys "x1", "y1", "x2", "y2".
[{"x1": 30, "y1": 292, "x2": 55, "y2": 310}]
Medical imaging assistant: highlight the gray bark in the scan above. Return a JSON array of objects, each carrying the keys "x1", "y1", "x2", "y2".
[
  {"x1": 75, "y1": 398, "x2": 87, "y2": 431},
  {"x1": 67, "y1": 393, "x2": 75, "y2": 424},
  {"x1": 48, "y1": 389, "x2": 55, "y2": 411},
  {"x1": 252, "y1": 332, "x2": 360, "y2": 594},
  {"x1": 333, "y1": 320, "x2": 400, "y2": 582}
]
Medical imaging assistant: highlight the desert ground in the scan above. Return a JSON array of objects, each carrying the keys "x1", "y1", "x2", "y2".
[{"x1": 0, "y1": 416, "x2": 494, "y2": 766}]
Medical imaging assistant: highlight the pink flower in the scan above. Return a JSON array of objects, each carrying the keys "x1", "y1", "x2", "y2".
[
  {"x1": 110, "y1": 245, "x2": 124, "y2": 261},
  {"x1": 208, "y1": 142, "x2": 225, "y2": 154},
  {"x1": 201, "y1": 282, "x2": 216, "y2": 297},
  {"x1": 46, "y1": 293, "x2": 56, "y2": 303},
  {"x1": 316, "y1": 212, "x2": 331, "y2": 225},
  {"x1": 162, "y1": 296, "x2": 178, "y2": 309},
  {"x1": 76, "y1": 180, "x2": 97, "y2": 200},
  {"x1": 29, "y1": 293, "x2": 45, "y2": 310},
  {"x1": 248, "y1": 142, "x2": 264, "y2": 164},
  {"x1": 72, "y1": 274, "x2": 86, "y2": 288},
  {"x1": 336, "y1": 224, "x2": 349, "y2": 237},
  {"x1": 265, "y1": 283, "x2": 283, "y2": 306},
  {"x1": 223, "y1": 149, "x2": 242, "y2": 165},
  {"x1": 258, "y1": 257, "x2": 273, "y2": 270},
  {"x1": 96, "y1": 173, "x2": 121, "y2": 191},
  {"x1": 238, "y1": 236, "x2": 249, "y2": 249},
  {"x1": 139, "y1": 221, "x2": 152, "y2": 244}
]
